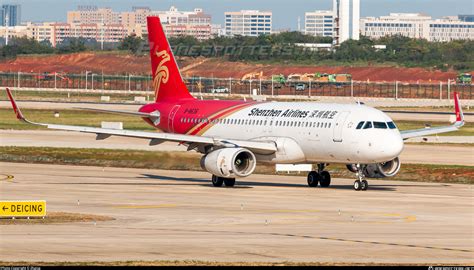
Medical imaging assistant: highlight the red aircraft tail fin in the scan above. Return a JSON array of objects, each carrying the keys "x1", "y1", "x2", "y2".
[
  {"x1": 147, "y1": 16, "x2": 193, "y2": 102},
  {"x1": 454, "y1": 92, "x2": 464, "y2": 123}
]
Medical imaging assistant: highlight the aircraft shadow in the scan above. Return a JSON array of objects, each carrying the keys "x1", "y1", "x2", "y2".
[{"x1": 141, "y1": 174, "x2": 397, "y2": 191}]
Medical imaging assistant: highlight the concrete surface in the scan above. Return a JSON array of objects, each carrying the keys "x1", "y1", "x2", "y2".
[
  {"x1": 0, "y1": 162, "x2": 472, "y2": 264},
  {"x1": 1, "y1": 130, "x2": 472, "y2": 166},
  {"x1": 406, "y1": 136, "x2": 474, "y2": 144}
]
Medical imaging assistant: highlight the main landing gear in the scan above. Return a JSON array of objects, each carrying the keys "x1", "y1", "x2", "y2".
[
  {"x1": 307, "y1": 164, "x2": 331, "y2": 188},
  {"x1": 353, "y1": 164, "x2": 368, "y2": 191},
  {"x1": 211, "y1": 175, "x2": 235, "y2": 187}
]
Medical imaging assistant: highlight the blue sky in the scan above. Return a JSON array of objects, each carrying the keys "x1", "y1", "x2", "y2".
[{"x1": 10, "y1": 0, "x2": 474, "y2": 30}]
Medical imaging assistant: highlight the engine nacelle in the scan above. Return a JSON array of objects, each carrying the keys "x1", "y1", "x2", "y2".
[
  {"x1": 200, "y1": 148, "x2": 256, "y2": 178},
  {"x1": 346, "y1": 164, "x2": 358, "y2": 173},
  {"x1": 363, "y1": 157, "x2": 401, "y2": 178}
]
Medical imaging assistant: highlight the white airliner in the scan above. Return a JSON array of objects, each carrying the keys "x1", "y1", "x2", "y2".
[{"x1": 5, "y1": 16, "x2": 465, "y2": 191}]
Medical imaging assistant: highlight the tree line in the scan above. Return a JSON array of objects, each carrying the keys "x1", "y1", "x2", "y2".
[{"x1": 1, "y1": 32, "x2": 472, "y2": 71}]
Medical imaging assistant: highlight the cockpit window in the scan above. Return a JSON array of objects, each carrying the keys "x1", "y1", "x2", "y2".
[
  {"x1": 363, "y1": 121, "x2": 373, "y2": 129},
  {"x1": 387, "y1": 122, "x2": 397, "y2": 129},
  {"x1": 373, "y1": 122, "x2": 388, "y2": 129},
  {"x1": 356, "y1": 121, "x2": 365, "y2": 129}
]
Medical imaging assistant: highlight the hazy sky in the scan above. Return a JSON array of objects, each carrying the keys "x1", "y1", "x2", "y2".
[{"x1": 9, "y1": 0, "x2": 474, "y2": 30}]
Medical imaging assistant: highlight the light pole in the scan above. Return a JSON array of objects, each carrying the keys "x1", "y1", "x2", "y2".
[
  {"x1": 85, "y1": 71, "x2": 91, "y2": 90},
  {"x1": 308, "y1": 78, "x2": 312, "y2": 98},
  {"x1": 5, "y1": 14, "x2": 9, "y2": 45},
  {"x1": 128, "y1": 74, "x2": 132, "y2": 91},
  {"x1": 101, "y1": 17, "x2": 105, "y2": 51},
  {"x1": 92, "y1": 74, "x2": 96, "y2": 90},
  {"x1": 249, "y1": 79, "x2": 252, "y2": 96},
  {"x1": 271, "y1": 77, "x2": 274, "y2": 97}
]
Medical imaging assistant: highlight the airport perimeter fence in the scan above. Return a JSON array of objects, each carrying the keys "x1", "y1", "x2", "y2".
[{"x1": 0, "y1": 72, "x2": 472, "y2": 100}]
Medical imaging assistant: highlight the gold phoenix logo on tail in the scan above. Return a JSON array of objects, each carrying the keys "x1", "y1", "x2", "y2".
[{"x1": 153, "y1": 49, "x2": 171, "y2": 98}]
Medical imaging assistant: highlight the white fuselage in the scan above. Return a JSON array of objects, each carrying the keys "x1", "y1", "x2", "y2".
[{"x1": 200, "y1": 102, "x2": 404, "y2": 165}]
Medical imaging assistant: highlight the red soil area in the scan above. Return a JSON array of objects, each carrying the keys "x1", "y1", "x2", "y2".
[
  {"x1": 0, "y1": 52, "x2": 150, "y2": 75},
  {"x1": 0, "y1": 53, "x2": 469, "y2": 83},
  {"x1": 181, "y1": 58, "x2": 466, "y2": 83}
]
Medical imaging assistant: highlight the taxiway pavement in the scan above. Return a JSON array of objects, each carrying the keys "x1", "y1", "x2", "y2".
[
  {"x1": 0, "y1": 162, "x2": 472, "y2": 264},
  {"x1": 1, "y1": 130, "x2": 472, "y2": 166}
]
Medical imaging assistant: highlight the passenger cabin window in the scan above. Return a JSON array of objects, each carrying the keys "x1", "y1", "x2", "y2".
[
  {"x1": 356, "y1": 121, "x2": 365, "y2": 129},
  {"x1": 363, "y1": 121, "x2": 373, "y2": 129},
  {"x1": 373, "y1": 122, "x2": 388, "y2": 129},
  {"x1": 387, "y1": 122, "x2": 397, "y2": 129}
]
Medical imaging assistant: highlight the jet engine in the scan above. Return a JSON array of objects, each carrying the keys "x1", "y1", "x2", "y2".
[
  {"x1": 200, "y1": 148, "x2": 256, "y2": 178},
  {"x1": 346, "y1": 157, "x2": 401, "y2": 178},
  {"x1": 363, "y1": 157, "x2": 401, "y2": 178}
]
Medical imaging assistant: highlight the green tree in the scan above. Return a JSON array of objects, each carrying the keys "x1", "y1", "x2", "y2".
[{"x1": 118, "y1": 34, "x2": 144, "y2": 54}]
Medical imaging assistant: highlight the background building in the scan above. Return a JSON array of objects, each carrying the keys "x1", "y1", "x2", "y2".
[
  {"x1": 67, "y1": 5, "x2": 214, "y2": 40},
  {"x1": 0, "y1": 4, "x2": 21, "y2": 26},
  {"x1": 333, "y1": 0, "x2": 360, "y2": 44},
  {"x1": 304, "y1": 10, "x2": 334, "y2": 37},
  {"x1": 156, "y1": 7, "x2": 213, "y2": 40},
  {"x1": 458, "y1": 15, "x2": 474, "y2": 22},
  {"x1": 224, "y1": 10, "x2": 272, "y2": 36},
  {"x1": 360, "y1": 13, "x2": 474, "y2": 41},
  {"x1": 67, "y1": 6, "x2": 120, "y2": 25}
]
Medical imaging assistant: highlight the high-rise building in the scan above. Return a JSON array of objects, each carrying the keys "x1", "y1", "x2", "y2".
[
  {"x1": 155, "y1": 7, "x2": 213, "y2": 40},
  {"x1": 1, "y1": 4, "x2": 21, "y2": 26},
  {"x1": 67, "y1": 6, "x2": 121, "y2": 25},
  {"x1": 458, "y1": 15, "x2": 474, "y2": 22},
  {"x1": 333, "y1": 0, "x2": 359, "y2": 44},
  {"x1": 224, "y1": 10, "x2": 272, "y2": 36},
  {"x1": 304, "y1": 10, "x2": 334, "y2": 37},
  {"x1": 67, "y1": 6, "x2": 214, "y2": 40},
  {"x1": 360, "y1": 13, "x2": 474, "y2": 42}
]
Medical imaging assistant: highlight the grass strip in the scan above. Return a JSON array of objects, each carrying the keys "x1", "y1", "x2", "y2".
[{"x1": 1, "y1": 146, "x2": 472, "y2": 184}]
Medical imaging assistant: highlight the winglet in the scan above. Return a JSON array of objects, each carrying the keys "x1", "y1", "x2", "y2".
[
  {"x1": 5, "y1": 88, "x2": 26, "y2": 121},
  {"x1": 454, "y1": 92, "x2": 464, "y2": 127}
]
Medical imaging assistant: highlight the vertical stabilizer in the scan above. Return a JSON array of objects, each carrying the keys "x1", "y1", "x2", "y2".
[{"x1": 147, "y1": 16, "x2": 193, "y2": 102}]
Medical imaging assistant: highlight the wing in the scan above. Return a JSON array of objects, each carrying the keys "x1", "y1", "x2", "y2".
[
  {"x1": 400, "y1": 92, "x2": 465, "y2": 140},
  {"x1": 5, "y1": 88, "x2": 277, "y2": 154},
  {"x1": 73, "y1": 107, "x2": 158, "y2": 118}
]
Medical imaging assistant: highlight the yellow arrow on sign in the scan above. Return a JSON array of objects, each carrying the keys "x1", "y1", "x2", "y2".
[{"x1": 0, "y1": 201, "x2": 46, "y2": 217}]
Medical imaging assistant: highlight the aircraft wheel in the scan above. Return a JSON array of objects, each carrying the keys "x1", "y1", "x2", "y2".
[
  {"x1": 224, "y1": 178, "x2": 236, "y2": 187},
  {"x1": 320, "y1": 171, "x2": 331, "y2": 187},
  {"x1": 353, "y1": 180, "x2": 362, "y2": 191},
  {"x1": 212, "y1": 175, "x2": 224, "y2": 187},
  {"x1": 307, "y1": 171, "x2": 320, "y2": 187},
  {"x1": 361, "y1": 180, "x2": 368, "y2": 191}
]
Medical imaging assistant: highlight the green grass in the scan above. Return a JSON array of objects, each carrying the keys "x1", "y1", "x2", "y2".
[
  {"x1": 1, "y1": 146, "x2": 472, "y2": 184},
  {"x1": 0, "y1": 108, "x2": 155, "y2": 130}
]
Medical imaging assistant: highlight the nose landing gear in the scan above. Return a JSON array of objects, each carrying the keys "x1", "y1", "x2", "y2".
[{"x1": 353, "y1": 164, "x2": 368, "y2": 191}]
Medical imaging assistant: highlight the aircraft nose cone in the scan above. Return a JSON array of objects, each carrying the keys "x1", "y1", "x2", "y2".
[{"x1": 382, "y1": 133, "x2": 404, "y2": 159}]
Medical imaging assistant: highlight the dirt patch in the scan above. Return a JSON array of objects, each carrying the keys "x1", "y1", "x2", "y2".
[
  {"x1": 0, "y1": 53, "x2": 469, "y2": 83},
  {"x1": 181, "y1": 58, "x2": 466, "y2": 83},
  {"x1": 0, "y1": 52, "x2": 150, "y2": 75},
  {"x1": 0, "y1": 211, "x2": 114, "y2": 225}
]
